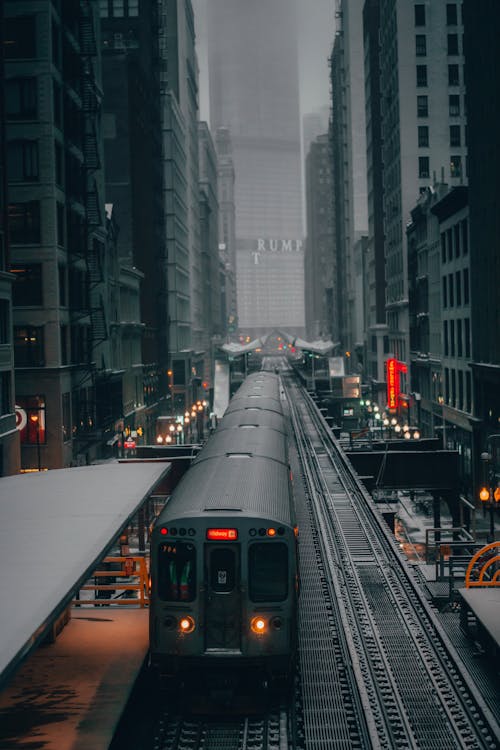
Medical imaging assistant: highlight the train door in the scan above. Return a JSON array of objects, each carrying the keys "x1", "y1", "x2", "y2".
[{"x1": 204, "y1": 545, "x2": 241, "y2": 651}]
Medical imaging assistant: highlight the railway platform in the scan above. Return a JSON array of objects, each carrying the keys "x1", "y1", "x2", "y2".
[{"x1": 0, "y1": 607, "x2": 149, "y2": 750}]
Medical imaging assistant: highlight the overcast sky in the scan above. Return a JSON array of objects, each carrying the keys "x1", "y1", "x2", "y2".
[{"x1": 194, "y1": 0, "x2": 335, "y2": 125}]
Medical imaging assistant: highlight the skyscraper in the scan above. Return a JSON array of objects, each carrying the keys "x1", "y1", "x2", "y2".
[{"x1": 205, "y1": 0, "x2": 304, "y2": 336}]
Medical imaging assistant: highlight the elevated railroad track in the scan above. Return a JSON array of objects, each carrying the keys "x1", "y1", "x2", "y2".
[{"x1": 284, "y1": 372, "x2": 499, "y2": 749}]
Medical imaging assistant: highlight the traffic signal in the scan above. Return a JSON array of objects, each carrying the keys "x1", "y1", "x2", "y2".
[{"x1": 137, "y1": 426, "x2": 143, "y2": 437}]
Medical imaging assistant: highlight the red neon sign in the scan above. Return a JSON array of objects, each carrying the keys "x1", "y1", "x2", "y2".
[
  {"x1": 206, "y1": 528, "x2": 238, "y2": 541},
  {"x1": 387, "y1": 358, "x2": 398, "y2": 410}
]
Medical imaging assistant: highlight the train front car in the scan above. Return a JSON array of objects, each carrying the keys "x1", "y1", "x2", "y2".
[{"x1": 149, "y1": 373, "x2": 298, "y2": 690}]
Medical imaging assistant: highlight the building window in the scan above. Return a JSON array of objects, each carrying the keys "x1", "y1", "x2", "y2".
[
  {"x1": 0, "y1": 299, "x2": 10, "y2": 345},
  {"x1": 57, "y1": 202, "x2": 65, "y2": 246},
  {"x1": 4, "y1": 16, "x2": 36, "y2": 59},
  {"x1": 5, "y1": 77, "x2": 37, "y2": 120},
  {"x1": 465, "y1": 371, "x2": 471, "y2": 412},
  {"x1": 441, "y1": 233, "x2": 446, "y2": 264},
  {"x1": 14, "y1": 326, "x2": 45, "y2": 367},
  {"x1": 461, "y1": 219, "x2": 468, "y2": 254},
  {"x1": 417, "y1": 95, "x2": 428, "y2": 117},
  {"x1": 7, "y1": 140, "x2": 39, "y2": 182},
  {"x1": 17, "y1": 395, "x2": 46, "y2": 445},
  {"x1": 448, "y1": 64, "x2": 459, "y2": 86},
  {"x1": 11, "y1": 264, "x2": 43, "y2": 306},
  {"x1": 450, "y1": 320, "x2": 455, "y2": 356},
  {"x1": 53, "y1": 80, "x2": 62, "y2": 127},
  {"x1": 454, "y1": 224, "x2": 460, "y2": 257},
  {"x1": 62, "y1": 392, "x2": 71, "y2": 441},
  {"x1": 416, "y1": 65, "x2": 428, "y2": 87},
  {"x1": 446, "y1": 3, "x2": 458, "y2": 25},
  {"x1": 8, "y1": 202, "x2": 41, "y2": 244},
  {"x1": 0, "y1": 371, "x2": 11, "y2": 416},
  {"x1": 442, "y1": 275, "x2": 448, "y2": 307},
  {"x1": 449, "y1": 125, "x2": 461, "y2": 147},
  {"x1": 449, "y1": 95, "x2": 460, "y2": 116},
  {"x1": 447, "y1": 34, "x2": 459, "y2": 55},
  {"x1": 463, "y1": 268, "x2": 469, "y2": 304},
  {"x1": 414, "y1": 4, "x2": 426, "y2": 26},
  {"x1": 415, "y1": 35, "x2": 427, "y2": 56},
  {"x1": 447, "y1": 228, "x2": 453, "y2": 260},
  {"x1": 128, "y1": 0, "x2": 139, "y2": 15},
  {"x1": 456, "y1": 271, "x2": 462, "y2": 306},
  {"x1": 59, "y1": 264, "x2": 67, "y2": 306},
  {"x1": 464, "y1": 318, "x2": 470, "y2": 357},
  {"x1": 450, "y1": 155, "x2": 462, "y2": 178},
  {"x1": 418, "y1": 156, "x2": 429, "y2": 178},
  {"x1": 55, "y1": 141, "x2": 63, "y2": 184},
  {"x1": 457, "y1": 319, "x2": 463, "y2": 356},
  {"x1": 60, "y1": 325, "x2": 68, "y2": 366},
  {"x1": 448, "y1": 274, "x2": 454, "y2": 307},
  {"x1": 418, "y1": 125, "x2": 429, "y2": 147},
  {"x1": 113, "y1": 0, "x2": 124, "y2": 16},
  {"x1": 443, "y1": 320, "x2": 448, "y2": 356},
  {"x1": 99, "y1": 0, "x2": 109, "y2": 16}
]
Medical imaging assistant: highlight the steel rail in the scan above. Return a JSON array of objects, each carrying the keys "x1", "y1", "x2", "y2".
[{"x1": 284, "y1": 374, "x2": 499, "y2": 749}]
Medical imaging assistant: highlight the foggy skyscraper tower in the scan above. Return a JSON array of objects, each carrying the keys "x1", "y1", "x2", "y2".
[{"x1": 205, "y1": 0, "x2": 305, "y2": 334}]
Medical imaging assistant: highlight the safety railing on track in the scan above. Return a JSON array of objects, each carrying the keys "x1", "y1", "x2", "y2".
[{"x1": 73, "y1": 555, "x2": 149, "y2": 607}]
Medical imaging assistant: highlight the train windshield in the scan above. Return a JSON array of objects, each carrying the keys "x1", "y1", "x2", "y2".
[
  {"x1": 157, "y1": 541, "x2": 196, "y2": 602},
  {"x1": 248, "y1": 543, "x2": 288, "y2": 602}
]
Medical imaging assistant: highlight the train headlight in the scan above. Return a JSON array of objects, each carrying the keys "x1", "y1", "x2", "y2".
[
  {"x1": 178, "y1": 615, "x2": 195, "y2": 634},
  {"x1": 250, "y1": 616, "x2": 267, "y2": 635}
]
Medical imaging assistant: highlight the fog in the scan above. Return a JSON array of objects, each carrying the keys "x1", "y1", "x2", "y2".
[{"x1": 194, "y1": 0, "x2": 335, "y2": 125}]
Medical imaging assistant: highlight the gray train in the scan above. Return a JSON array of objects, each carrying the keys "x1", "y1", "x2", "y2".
[{"x1": 149, "y1": 371, "x2": 298, "y2": 687}]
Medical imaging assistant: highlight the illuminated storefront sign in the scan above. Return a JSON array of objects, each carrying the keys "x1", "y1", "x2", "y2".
[{"x1": 386, "y1": 358, "x2": 407, "y2": 410}]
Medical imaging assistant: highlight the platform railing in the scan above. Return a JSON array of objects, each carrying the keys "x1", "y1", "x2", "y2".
[
  {"x1": 73, "y1": 556, "x2": 150, "y2": 607},
  {"x1": 464, "y1": 542, "x2": 500, "y2": 588}
]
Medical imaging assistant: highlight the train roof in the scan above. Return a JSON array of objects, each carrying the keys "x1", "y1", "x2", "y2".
[
  {"x1": 218, "y1": 409, "x2": 287, "y2": 435},
  {"x1": 156, "y1": 453, "x2": 293, "y2": 526},
  {"x1": 230, "y1": 371, "x2": 281, "y2": 400},
  {"x1": 224, "y1": 395, "x2": 283, "y2": 417},
  {"x1": 193, "y1": 423, "x2": 288, "y2": 465}
]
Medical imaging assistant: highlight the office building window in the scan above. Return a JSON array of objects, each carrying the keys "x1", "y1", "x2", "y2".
[
  {"x1": 449, "y1": 125, "x2": 461, "y2": 147},
  {"x1": 62, "y1": 392, "x2": 71, "y2": 441},
  {"x1": 450, "y1": 320, "x2": 455, "y2": 356},
  {"x1": 463, "y1": 268, "x2": 469, "y2": 304},
  {"x1": 457, "y1": 319, "x2": 463, "y2": 357},
  {"x1": 4, "y1": 16, "x2": 36, "y2": 59},
  {"x1": 417, "y1": 95, "x2": 428, "y2": 117},
  {"x1": 447, "y1": 228, "x2": 453, "y2": 260},
  {"x1": 441, "y1": 233, "x2": 446, "y2": 264},
  {"x1": 11, "y1": 264, "x2": 43, "y2": 306},
  {"x1": 447, "y1": 34, "x2": 459, "y2": 55},
  {"x1": 416, "y1": 65, "x2": 428, "y2": 87},
  {"x1": 461, "y1": 219, "x2": 468, "y2": 254},
  {"x1": 446, "y1": 3, "x2": 458, "y2": 25},
  {"x1": 444, "y1": 321, "x2": 449, "y2": 356},
  {"x1": 14, "y1": 326, "x2": 45, "y2": 367},
  {"x1": 57, "y1": 202, "x2": 65, "y2": 246},
  {"x1": 418, "y1": 156, "x2": 429, "y2": 178},
  {"x1": 7, "y1": 140, "x2": 39, "y2": 181},
  {"x1": 415, "y1": 35, "x2": 427, "y2": 56},
  {"x1": 414, "y1": 5, "x2": 426, "y2": 26},
  {"x1": 418, "y1": 126, "x2": 429, "y2": 147},
  {"x1": 449, "y1": 95, "x2": 460, "y2": 116},
  {"x1": 99, "y1": 0, "x2": 109, "y2": 16},
  {"x1": 448, "y1": 64, "x2": 459, "y2": 86},
  {"x1": 454, "y1": 224, "x2": 460, "y2": 257},
  {"x1": 442, "y1": 275, "x2": 448, "y2": 307},
  {"x1": 448, "y1": 274, "x2": 454, "y2": 307},
  {"x1": 464, "y1": 318, "x2": 470, "y2": 357},
  {"x1": 465, "y1": 371, "x2": 471, "y2": 412},
  {"x1": 456, "y1": 271, "x2": 462, "y2": 306},
  {"x1": 5, "y1": 78, "x2": 37, "y2": 120},
  {"x1": 8, "y1": 202, "x2": 41, "y2": 244},
  {"x1": 450, "y1": 155, "x2": 462, "y2": 178}
]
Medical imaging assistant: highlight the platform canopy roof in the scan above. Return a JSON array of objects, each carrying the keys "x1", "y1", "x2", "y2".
[{"x1": 0, "y1": 462, "x2": 169, "y2": 689}]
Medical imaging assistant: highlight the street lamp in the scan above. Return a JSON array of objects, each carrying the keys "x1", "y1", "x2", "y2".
[
  {"x1": 29, "y1": 412, "x2": 41, "y2": 471},
  {"x1": 480, "y1": 449, "x2": 500, "y2": 542}
]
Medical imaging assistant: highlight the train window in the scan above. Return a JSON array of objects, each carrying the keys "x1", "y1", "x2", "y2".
[
  {"x1": 210, "y1": 548, "x2": 235, "y2": 592},
  {"x1": 249, "y1": 543, "x2": 288, "y2": 602},
  {"x1": 157, "y1": 542, "x2": 196, "y2": 602}
]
